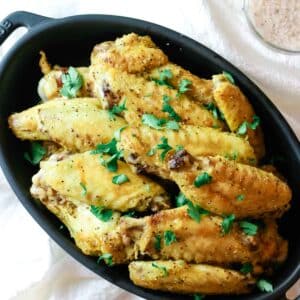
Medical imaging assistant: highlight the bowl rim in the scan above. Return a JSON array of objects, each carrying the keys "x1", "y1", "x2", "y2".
[{"x1": 0, "y1": 13, "x2": 299, "y2": 300}]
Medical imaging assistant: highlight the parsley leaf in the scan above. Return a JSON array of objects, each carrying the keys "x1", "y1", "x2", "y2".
[
  {"x1": 175, "y1": 192, "x2": 189, "y2": 207},
  {"x1": 108, "y1": 99, "x2": 127, "y2": 120},
  {"x1": 24, "y1": 141, "x2": 46, "y2": 165},
  {"x1": 240, "y1": 262, "x2": 253, "y2": 274},
  {"x1": 178, "y1": 78, "x2": 192, "y2": 95},
  {"x1": 221, "y1": 214, "x2": 235, "y2": 235},
  {"x1": 239, "y1": 220, "x2": 259, "y2": 236},
  {"x1": 223, "y1": 71, "x2": 235, "y2": 84},
  {"x1": 80, "y1": 182, "x2": 87, "y2": 196},
  {"x1": 187, "y1": 201, "x2": 209, "y2": 223},
  {"x1": 237, "y1": 115, "x2": 260, "y2": 135},
  {"x1": 175, "y1": 145, "x2": 184, "y2": 152},
  {"x1": 112, "y1": 174, "x2": 129, "y2": 185},
  {"x1": 164, "y1": 230, "x2": 177, "y2": 246},
  {"x1": 99, "y1": 152, "x2": 123, "y2": 172},
  {"x1": 152, "y1": 262, "x2": 169, "y2": 277},
  {"x1": 114, "y1": 126, "x2": 127, "y2": 141},
  {"x1": 154, "y1": 234, "x2": 161, "y2": 251},
  {"x1": 147, "y1": 147, "x2": 156, "y2": 156},
  {"x1": 97, "y1": 253, "x2": 113, "y2": 266},
  {"x1": 152, "y1": 69, "x2": 173, "y2": 88},
  {"x1": 204, "y1": 102, "x2": 225, "y2": 120},
  {"x1": 60, "y1": 67, "x2": 83, "y2": 98},
  {"x1": 236, "y1": 194, "x2": 245, "y2": 201},
  {"x1": 162, "y1": 95, "x2": 181, "y2": 121},
  {"x1": 90, "y1": 138, "x2": 118, "y2": 155},
  {"x1": 90, "y1": 205, "x2": 113, "y2": 222},
  {"x1": 141, "y1": 114, "x2": 179, "y2": 131},
  {"x1": 156, "y1": 137, "x2": 173, "y2": 160},
  {"x1": 194, "y1": 172, "x2": 212, "y2": 187},
  {"x1": 194, "y1": 294, "x2": 205, "y2": 300},
  {"x1": 257, "y1": 279, "x2": 273, "y2": 293}
]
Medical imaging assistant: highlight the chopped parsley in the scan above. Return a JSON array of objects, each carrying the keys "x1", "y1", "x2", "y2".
[
  {"x1": 162, "y1": 95, "x2": 181, "y2": 121},
  {"x1": 152, "y1": 262, "x2": 169, "y2": 277},
  {"x1": 257, "y1": 279, "x2": 273, "y2": 293},
  {"x1": 240, "y1": 262, "x2": 253, "y2": 274},
  {"x1": 147, "y1": 147, "x2": 156, "y2": 156},
  {"x1": 60, "y1": 67, "x2": 83, "y2": 98},
  {"x1": 239, "y1": 220, "x2": 259, "y2": 236},
  {"x1": 24, "y1": 141, "x2": 46, "y2": 165},
  {"x1": 194, "y1": 172, "x2": 212, "y2": 187},
  {"x1": 187, "y1": 201, "x2": 209, "y2": 223},
  {"x1": 236, "y1": 194, "x2": 245, "y2": 201},
  {"x1": 164, "y1": 230, "x2": 177, "y2": 246},
  {"x1": 80, "y1": 182, "x2": 87, "y2": 196},
  {"x1": 223, "y1": 71, "x2": 235, "y2": 84},
  {"x1": 204, "y1": 102, "x2": 225, "y2": 120},
  {"x1": 237, "y1": 115, "x2": 260, "y2": 135},
  {"x1": 97, "y1": 253, "x2": 113, "y2": 266},
  {"x1": 90, "y1": 205, "x2": 113, "y2": 222},
  {"x1": 152, "y1": 69, "x2": 173, "y2": 88},
  {"x1": 177, "y1": 78, "x2": 192, "y2": 95},
  {"x1": 90, "y1": 138, "x2": 118, "y2": 155},
  {"x1": 194, "y1": 294, "x2": 205, "y2": 300},
  {"x1": 114, "y1": 126, "x2": 127, "y2": 141},
  {"x1": 99, "y1": 152, "x2": 123, "y2": 172},
  {"x1": 175, "y1": 192, "x2": 189, "y2": 207},
  {"x1": 175, "y1": 145, "x2": 184, "y2": 152},
  {"x1": 112, "y1": 174, "x2": 129, "y2": 185},
  {"x1": 154, "y1": 234, "x2": 161, "y2": 251},
  {"x1": 141, "y1": 113, "x2": 179, "y2": 131},
  {"x1": 156, "y1": 137, "x2": 173, "y2": 160},
  {"x1": 221, "y1": 214, "x2": 235, "y2": 235},
  {"x1": 108, "y1": 99, "x2": 127, "y2": 120}
]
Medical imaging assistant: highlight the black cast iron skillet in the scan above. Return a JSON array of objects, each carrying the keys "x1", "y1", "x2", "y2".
[{"x1": 0, "y1": 11, "x2": 299, "y2": 300}]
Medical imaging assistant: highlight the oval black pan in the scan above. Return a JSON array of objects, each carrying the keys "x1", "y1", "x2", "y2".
[{"x1": 0, "y1": 11, "x2": 299, "y2": 300}]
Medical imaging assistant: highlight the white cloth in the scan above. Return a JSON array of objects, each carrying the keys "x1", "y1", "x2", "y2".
[{"x1": 0, "y1": 1, "x2": 299, "y2": 300}]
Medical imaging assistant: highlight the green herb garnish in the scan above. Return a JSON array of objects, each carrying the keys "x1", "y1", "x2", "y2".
[
  {"x1": 236, "y1": 194, "x2": 245, "y2": 201},
  {"x1": 162, "y1": 95, "x2": 181, "y2": 121},
  {"x1": 164, "y1": 230, "x2": 177, "y2": 246},
  {"x1": 221, "y1": 214, "x2": 235, "y2": 235},
  {"x1": 194, "y1": 172, "x2": 212, "y2": 187},
  {"x1": 175, "y1": 192, "x2": 189, "y2": 207},
  {"x1": 240, "y1": 262, "x2": 253, "y2": 274},
  {"x1": 147, "y1": 147, "x2": 156, "y2": 156},
  {"x1": 97, "y1": 253, "x2": 113, "y2": 266},
  {"x1": 178, "y1": 78, "x2": 192, "y2": 95},
  {"x1": 141, "y1": 113, "x2": 179, "y2": 131},
  {"x1": 239, "y1": 220, "x2": 259, "y2": 236},
  {"x1": 223, "y1": 71, "x2": 235, "y2": 84},
  {"x1": 90, "y1": 205, "x2": 113, "y2": 222},
  {"x1": 154, "y1": 234, "x2": 161, "y2": 251},
  {"x1": 114, "y1": 126, "x2": 127, "y2": 141},
  {"x1": 194, "y1": 294, "x2": 205, "y2": 300},
  {"x1": 112, "y1": 174, "x2": 129, "y2": 185},
  {"x1": 24, "y1": 141, "x2": 46, "y2": 165},
  {"x1": 99, "y1": 152, "x2": 123, "y2": 172},
  {"x1": 108, "y1": 99, "x2": 127, "y2": 120},
  {"x1": 204, "y1": 102, "x2": 225, "y2": 120},
  {"x1": 257, "y1": 279, "x2": 273, "y2": 293},
  {"x1": 156, "y1": 137, "x2": 173, "y2": 160},
  {"x1": 60, "y1": 67, "x2": 83, "y2": 98},
  {"x1": 80, "y1": 182, "x2": 87, "y2": 196},
  {"x1": 152, "y1": 262, "x2": 169, "y2": 277},
  {"x1": 237, "y1": 115, "x2": 260, "y2": 135},
  {"x1": 187, "y1": 201, "x2": 209, "y2": 223},
  {"x1": 152, "y1": 69, "x2": 173, "y2": 88}
]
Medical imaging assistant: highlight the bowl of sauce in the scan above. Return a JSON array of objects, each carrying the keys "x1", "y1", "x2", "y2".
[{"x1": 244, "y1": 0, "x2": 300, "y2": 53}]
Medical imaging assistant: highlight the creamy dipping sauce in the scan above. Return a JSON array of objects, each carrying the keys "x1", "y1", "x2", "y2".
[{"x1": 247, "y1": 0, "x2": 300, "y2": 51}]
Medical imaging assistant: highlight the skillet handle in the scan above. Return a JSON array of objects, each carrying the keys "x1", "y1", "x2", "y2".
[{"x1": 0, "y1": 11, "x2": 52, "y2": 46}]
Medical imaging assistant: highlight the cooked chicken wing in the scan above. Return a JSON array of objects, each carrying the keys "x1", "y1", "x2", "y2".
[
  {"x1": 8, "y1": 98, "x2": 127, "y2": 152},
  {"x1": 129, "y1": 261, "x2": 255, "y2": 295},
  {"x1": 212, "y1": 74, "x2": 265, "y2": 160},
  {"x1": 119, "y1": 125, "x2": 256, "y2": 165},
  {"x1": 90, "y1": 33, "x2": 168, "y2": 73},
  {"x1": 89, "y1": 65, "x2": 224, "y2": 128},
  {"x1": 104, "y1": 207, "x2": 287, "y2": 267},
  {"x1": 31, "y1": 152, "x2": 170, "y2": 212}
]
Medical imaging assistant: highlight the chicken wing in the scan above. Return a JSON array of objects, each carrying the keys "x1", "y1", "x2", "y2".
[
  {"x1": 129, "y1": 261, "x2": 255, "y2": 295},
  {"x1": 31, "y1": 151, "x2": 170, "y2": 212},
  {"x1": 119, "y1": 125, "x2": 256, "y2": 165},
  {"x1": 89, "y1": 64, "x2": 224, "y2": 128},
  {"x1": 90, "y1": 33, "x2": 168, "y2": 73},
  {"x1": 8, "y1": 98, "x2": 127, "y2": 153},
  {"x1": 212, "y1": 74, "x2": 265, "y2": 160}
]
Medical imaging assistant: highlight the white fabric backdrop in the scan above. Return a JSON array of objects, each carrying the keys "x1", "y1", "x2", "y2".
[{"x1": 0, "y1": 1, "x2": 299, "y2": 299}]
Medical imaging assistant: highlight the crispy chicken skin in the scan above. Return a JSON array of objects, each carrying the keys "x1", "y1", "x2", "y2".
[
  {"x1": 114, "y1": 207, "x2": 287, "y2": 267},
  {"x1": 38, "y1": 67, "x2": 91, "y2": 101},
  {"x1": 8, "y1": 98, "x2": 127, "y2": 152},
  {"x1": 90, "y1": 33, "x2": 168, "y2": 73},
  {"x1": 213, "y1": 74, "x2": 265, "y2": 160},
  {"x1": 119, "y1": 125, "x2": 256, "y2": 165},
  {"x1": 89, "y1": 64, "x2": 224, "y2": 128},
  {"x1": 31, "y1": 152, "x2": 170, "y2": 212},
  {"x1": 129, "y1": 261, "x2": 255, "y2": 295}
]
